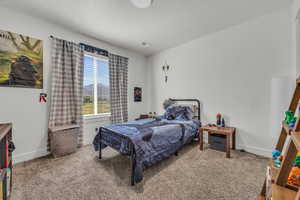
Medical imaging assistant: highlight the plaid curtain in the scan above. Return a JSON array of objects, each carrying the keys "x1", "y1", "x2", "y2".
[
  {"x1": 49, "y1": 37, "x2": 84, "y2": 148},
  {"x1": 109, "y1": 53, "x2": 128, "y2": 124}
]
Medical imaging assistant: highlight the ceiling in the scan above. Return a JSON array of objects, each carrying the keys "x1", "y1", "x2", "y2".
[{"x1": 1, "y1": 0, "x2": 293, "y2": 56}]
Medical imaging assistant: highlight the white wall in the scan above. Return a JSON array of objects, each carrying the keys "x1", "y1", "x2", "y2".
[
  {"x1": 0, "y1": 7, "x2": 148, "y2": 163},
  {"x1": 147, "y1": 8, "x2": 294, "y2": 157},
  {"x1": 0, "y1": 4, "x2": 295, "y2": 162},
  {"x1": 292, "y1": 0, "x2": 300, "y2": 76}
]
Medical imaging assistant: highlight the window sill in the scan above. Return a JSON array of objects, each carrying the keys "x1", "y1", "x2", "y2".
[{"x1": 83, "y1": 113, "x2": 111, "y2": 120}]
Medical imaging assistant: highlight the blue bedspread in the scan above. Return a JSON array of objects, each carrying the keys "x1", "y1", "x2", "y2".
[{"x1": 93, "y1": 118, "x2": 200, "y2": 183}]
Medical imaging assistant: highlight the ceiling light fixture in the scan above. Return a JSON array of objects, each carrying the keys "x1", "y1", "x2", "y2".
[{"x1": 130, "y1": 0, "x2": 153, "y2": 8}]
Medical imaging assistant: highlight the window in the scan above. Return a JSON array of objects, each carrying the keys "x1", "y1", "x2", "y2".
[{"x1": 83, "y1": 54, "x2": 110, "y2": 116}]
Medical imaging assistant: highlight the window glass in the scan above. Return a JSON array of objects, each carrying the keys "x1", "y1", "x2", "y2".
[
  {"x1": 83, "y1": 56, "x2": 94, "y2": 115},
  {"x1": 83, "y1": 55, "x2": 110, "y2": 115},
  {"x1": 97, "y1": 60, "x2": 110, "y2": 114}
]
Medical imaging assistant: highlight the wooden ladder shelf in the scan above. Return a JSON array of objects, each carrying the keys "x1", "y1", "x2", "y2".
[{"x1": 259, "y1": 77, "x2": 300, "y2": 200}]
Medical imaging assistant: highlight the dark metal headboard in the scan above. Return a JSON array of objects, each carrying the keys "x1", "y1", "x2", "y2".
[{"x1": 169, "y1": 98, "x2": 201, "y2": 121}]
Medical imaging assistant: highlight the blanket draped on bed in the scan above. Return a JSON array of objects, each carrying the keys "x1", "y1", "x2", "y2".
[{"x1": 93, "y1": 118, "x2": 199, "y2": 183}]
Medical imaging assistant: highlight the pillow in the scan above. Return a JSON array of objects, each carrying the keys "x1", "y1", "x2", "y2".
[
  {"x1": 164, "y1": 105, "x2": 193, "y2": 120},
  {"x1": 177, "y1": 106, "x2": 193, "y2": 120},
  {"x1": 163, "y1": 99, "x2": 175, "y2": 110}
]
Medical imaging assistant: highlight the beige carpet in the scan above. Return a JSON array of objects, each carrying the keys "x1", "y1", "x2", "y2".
[{"x1": 12, "y1": 144, "x2": 267, "y2": 200}]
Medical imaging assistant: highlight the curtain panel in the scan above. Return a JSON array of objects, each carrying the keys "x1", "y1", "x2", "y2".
[
  {"x1": 109, "y1": 53, "x2": 129, "y2": 124},
  {"x1": 49, "y1": 37, "x2": 84, "y2": 148}
]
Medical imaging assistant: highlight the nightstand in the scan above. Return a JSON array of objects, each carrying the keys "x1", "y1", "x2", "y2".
[
  {"x1": 199, "y1": 125, "x2": 236, "y2": 158},
  {"x1": 135, "y1": 114, "x2": 152, "y2": 120}
]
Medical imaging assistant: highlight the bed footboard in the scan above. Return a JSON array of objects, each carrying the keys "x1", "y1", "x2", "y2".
[{"x1": 97, "y1": 127, "x2": 137, "y2": 185}]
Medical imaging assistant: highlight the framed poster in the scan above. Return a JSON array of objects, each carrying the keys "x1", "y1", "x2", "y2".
[
  {"x1": 134, "y1": 87, "x2": 142, "y2": 102},
  {"x1": 0, "y1": 30, "x2": 43, "y2": 89}
]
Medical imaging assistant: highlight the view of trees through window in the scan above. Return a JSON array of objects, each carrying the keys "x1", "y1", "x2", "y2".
[{"x1": 83, "y1": 55, "x2": 110, "y2": 115}]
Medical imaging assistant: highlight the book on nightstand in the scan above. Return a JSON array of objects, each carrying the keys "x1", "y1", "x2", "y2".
[
  {"x1": 0, "y1": 124, "x2": 13, "y2": 200},
  {"x1": 0, "y1": 169, "x2": 6, "y2": 200},
  {"x1": 5, "y1": 168, "x2": 11, "y2": 198},
  {"x1": 0, "y1": 182, "x2": 3, "y2": 200}
]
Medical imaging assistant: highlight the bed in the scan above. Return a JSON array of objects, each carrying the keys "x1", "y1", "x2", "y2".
[{"x1": 93, "y1": 99, "x2": 201, "y2": 185}]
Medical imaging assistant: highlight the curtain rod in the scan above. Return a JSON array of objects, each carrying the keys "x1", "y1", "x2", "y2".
[
  {"x1": 49, "y1": 35, "x2": 79, "y2": 44},
  {"x1": 49, "y1": 35, "x2": 109, "y2": 56}
]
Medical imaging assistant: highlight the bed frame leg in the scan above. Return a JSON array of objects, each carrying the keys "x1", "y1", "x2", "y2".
[
  {"x1": 99, "y1": 148, "x2": 102, "y2": 159},
  {"x1": 99, "y1": 129, "x2": 102, "y2": 160},
  {"x1": 131, "y1": 148, "x2": 136, "y2": 186},
  {"x1": 131, "y1": 163, "x2": 135, "y2": 186}
]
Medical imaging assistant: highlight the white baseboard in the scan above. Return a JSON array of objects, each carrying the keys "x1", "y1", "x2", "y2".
[
  {"x1": 12, "y1": 144, "x2": 272, "y2": 164},
  {"x1": 13, "y1": 149, "x2": 49, "y2": 164},
  {"x1": 239, "y1": 145, "x2": 272, "y2": 158},
  {"x1": 204, "y1": 137, "x2": 271, "y2": 157}
]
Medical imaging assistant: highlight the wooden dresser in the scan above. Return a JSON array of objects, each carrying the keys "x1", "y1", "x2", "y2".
[{"x1": 0, "y1": 123, "x2": 13, "y2": 200}]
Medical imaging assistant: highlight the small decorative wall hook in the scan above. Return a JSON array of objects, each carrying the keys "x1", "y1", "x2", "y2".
[{"x1": 162, "y1": 61, "x2": 170, "y2": 83}]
